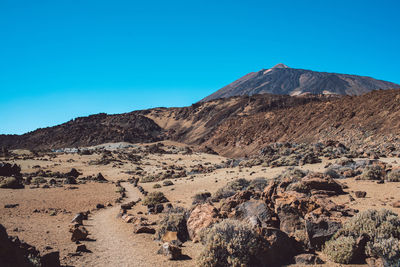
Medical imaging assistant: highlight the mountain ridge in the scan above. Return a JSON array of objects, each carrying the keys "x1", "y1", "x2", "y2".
[
  {"x1": 201, "y1": 64, "x2": 399, "y2": 101},
  {"x1": 1, "y1": 89, "x2": 400, "y2": 157}
]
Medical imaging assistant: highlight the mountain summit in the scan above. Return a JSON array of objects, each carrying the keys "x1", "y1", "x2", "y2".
[
  {"x1": 271, "y1": 63, "x2": 290, "y2": 69},
  {"x1": 201, "y1": 65, "x2": 399, "y2": 102}
]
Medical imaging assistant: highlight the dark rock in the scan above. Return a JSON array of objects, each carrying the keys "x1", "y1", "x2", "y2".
[
  {"x1": 133, "y1": 226, "x2": 156, "y2": 234},
  {"x1": 305, "y1": 212, "x2": 342, "y2": 249},
  {"x1": 155, "y1": 204, "x2": 164, "y2": 214},
  {"x1": 0, "y1": 223, "x2": 42, "y2": 266},
  {"x1": 96, "y1": 203, "x2": 105, "y2": 209},
  {"x1": 95, "y1": 173, "x2": 108, "y2": 182},
  {"x1": 70, "y1": 225, "x2": 89, "y2": 242},
  {"x1": 76, "y1": 244, "x2": 90, "y2": 253},
  {"x1": 66, "y1": 168, "x2": 81, "y2": 178},
  {"x1": 0, "y1": 163, "x2": 21, "y2": 177},
  {"x1": 258, "y1": 227, "x2": 300, "y2": 266},
  {"x1": 64, "y1": 177, "x2": 77, "y2": 185},
  {"x1": 355, "y1": 191, "x2": 367, "y2": 198},
  {"x1": 41, "y1": 251, "x2": 61, "y2": 267},
  {"x1": 4, "y1": 204, "x2": 19, "y2": 208},
  {"x1": 352, "y1": 233, "x2": 369, "y2": 263}
]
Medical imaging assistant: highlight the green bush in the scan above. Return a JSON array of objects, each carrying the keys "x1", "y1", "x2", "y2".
[
  {"x1": 386, "y1": 169, "x2": 400, "y2": 182},
  {"x1": 323, "y1": 209, "x2": 400, "y2": 264},
  {"x1": 197, "y1": 219, "x2": 266, "y2": 267},
  {"x1": 142, "y1": 191, "x2": 168, "y2": 206}
]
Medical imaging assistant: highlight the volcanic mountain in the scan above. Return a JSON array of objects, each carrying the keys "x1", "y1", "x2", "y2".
[{"x1": 201, "y1": 64, "x2": 399, "y2": 101}]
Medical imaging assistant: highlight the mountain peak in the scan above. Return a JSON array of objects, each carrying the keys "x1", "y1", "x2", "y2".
[
  {"x1": 272, "y1": 63, "x2": 290, "y2": 69},
  {"x1": 201, "y1": 65, "x2": 400, "y2": 102}
]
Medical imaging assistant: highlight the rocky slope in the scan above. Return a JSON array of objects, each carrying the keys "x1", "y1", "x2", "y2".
[
  {"x1": 201, "y1": 64, "x2": 399, "y2": 101},
  {"x1": 203, "y1": 89, "x2": 400, "y2": 157},
  {"x1": 0, "y1": 113, "x2": 163, "y2": 150},
  {"x1": 1, "y1": 89, "x2": 399, "y2": 157}
]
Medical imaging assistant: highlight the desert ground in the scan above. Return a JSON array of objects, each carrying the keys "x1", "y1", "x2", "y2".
[{"x1": 1, "y1": 141, "x2": 400, "y2": 266}]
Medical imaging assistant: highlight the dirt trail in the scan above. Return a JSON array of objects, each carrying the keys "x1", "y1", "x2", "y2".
[{"x1": 68, "y1": 182, "x2": 168, "y2": 267}]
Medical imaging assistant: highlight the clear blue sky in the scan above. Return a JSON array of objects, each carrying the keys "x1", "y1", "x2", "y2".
[{"x1": 1, "y1": 0, "x2": 399, "y2": 134}]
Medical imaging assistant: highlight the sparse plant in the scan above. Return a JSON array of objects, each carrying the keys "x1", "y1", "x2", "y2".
[
  {"x1": 197, "y1": 219, "x2": 266, "y2": 267},
  {"x1": 32, "y1": 177, "x2": 47, "y2": 184},
  {"x1": 247, "y1": 177, "x2": 268, "y2": 191},
  {"x1": 359, "y1": 165, "x2": 383, "y2": 180},
  {"x1": 192, "y1": 191, "x2": 211, "y2": 205},
  {"x1": 142, "y1": 191, "x2": 168, "y2": 206},
  {"x1": 323, "y1": 236, "x2": 356, "y2": 264},
  {"x1": 323, "y1": 209, "x2": 400, "y2": 264},
  {"x1": 162, "y1": 180, "x2": 174, "y2": 186},
  {"x1": 386, "y1": 169, "x2": 400, "y2": 182},
  {"x1": 213, "y1": 178, "x2": 250, "y2": 200},
  {"x1": 140, "y1": 176, "x2": 157, "y2": 183},
  {"x1": 153, "y1": 183, "x2": 161, "y2": 188},
  {"x1": 156, "y1": 209, "x2": 189, "y2": 242}
]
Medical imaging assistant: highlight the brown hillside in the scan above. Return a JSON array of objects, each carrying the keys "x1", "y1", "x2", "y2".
[{"x1": 204, "y1": 89, "x2": 400, "y2": 156}]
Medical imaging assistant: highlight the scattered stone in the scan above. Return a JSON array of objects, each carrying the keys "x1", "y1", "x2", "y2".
[
  {"x1": 157, "y1": 242, "x2": 182, "y2": 260},
  {"x1": 355, "y1": 191, "x2": 367, "y2": 198},
  {"x1": 41, "y1": 251, "x2": 61, "y2": 267},
  {"x1": 76, "y1": 244, "x2": 90, "y2": 253},
  {"x1": 4, "y1": 204, "x2": 19, "y2": 208},
  {"x1": 96, "y1": 203, "x2": 105, "y2": 209},
  {"x1": 392, "y1": 201, "x2": 400, "y2": 208},
  {"x1": 70, "y1": 225, "x2": 89, "y2": 242},
  {"x1": 133, "y1": 225, "x2": 156, "y2": 234}
]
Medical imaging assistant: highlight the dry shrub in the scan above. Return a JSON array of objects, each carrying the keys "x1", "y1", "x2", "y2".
[{"x1": 197, "y1": 219, "x2": 266, "y2": 267}]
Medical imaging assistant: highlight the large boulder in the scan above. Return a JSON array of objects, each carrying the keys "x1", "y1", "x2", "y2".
[
  {"x1": 65, "y1": 168, "x2": 80, "y2": 178},
  {"x1": 258, "y1": 227, "x2": 300, "y2": 266},
  {"x1": 0, "y1": 163, "x2": 21, "y2": 177},
  {"x1": 187, "y1": 203, "x2": 219, "y2": 241},
  {"x1": 305, "y1": 212, "x2": 342, "y2": 249},
  {"x1": 0, "y1": 224, "x2": 45, "y2": 266},
  {"x1": 233, "y1": 200, "x2": 278, "y2": 228}
]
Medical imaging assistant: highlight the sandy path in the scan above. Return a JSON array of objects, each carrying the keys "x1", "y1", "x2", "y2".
[{"x1": 68, "y1": 182, "x2": 168, "y2": 267}]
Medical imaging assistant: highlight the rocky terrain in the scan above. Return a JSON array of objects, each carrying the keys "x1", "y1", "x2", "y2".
[
  {"x1": 0, "y1": 113, "x2": 163, "y2": 150},
  {"x1": 0, "y1": 77, "x2": 400, "y2": 266},
  {"x1": 1, "y1": 89, "x2": 400, "y2": 159},
  {"x1": 201, "y1": 63, "x2": 399, "y2": 101},
  {"x1": 0, "y1": 140, "x2": 400, "y2": 266}
]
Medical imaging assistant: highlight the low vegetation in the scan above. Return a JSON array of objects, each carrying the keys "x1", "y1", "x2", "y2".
[
  {"x1": 213, "y1": 178, "x2": 250, "y2": 200},
  {"x1": 323, "y1": 209, "x2": 400, "y2": 265},
  {"x1": 386, "y1": 169, "x2": 400, "y2": 182},
  {"x1": 142, "y1": 191, "x2": 168, "y2": 206},
  {"x1": 197, "y1": 219, "x2": 266, "y2": 267}
]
